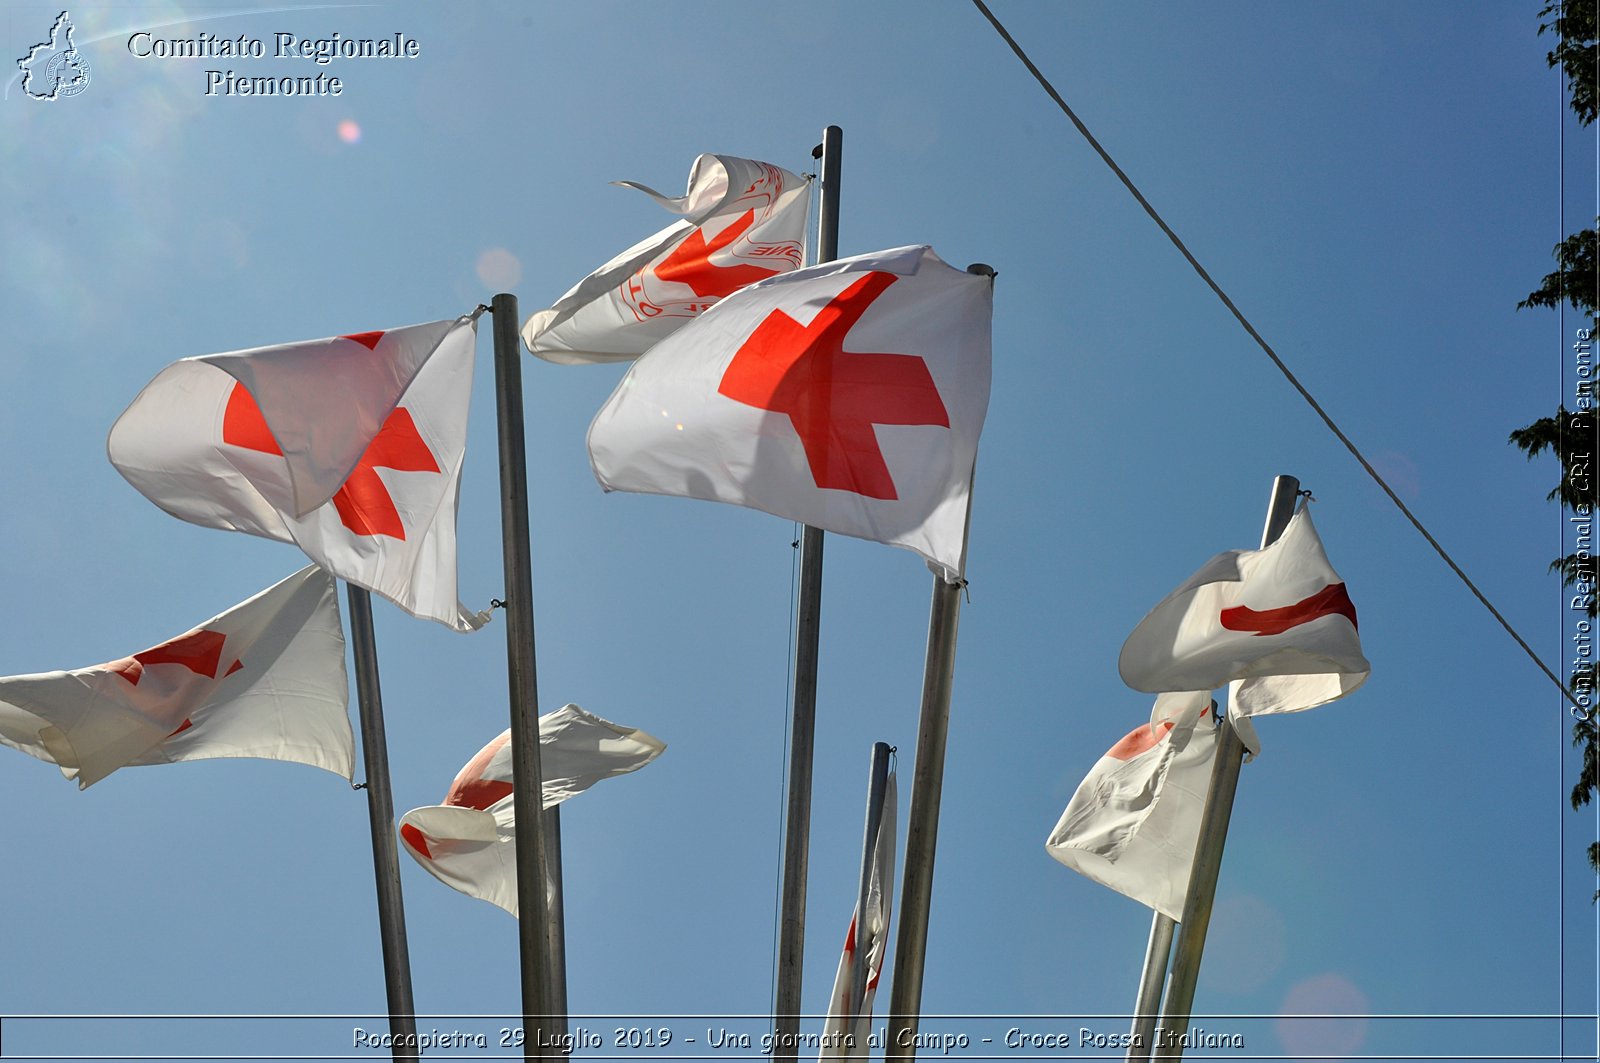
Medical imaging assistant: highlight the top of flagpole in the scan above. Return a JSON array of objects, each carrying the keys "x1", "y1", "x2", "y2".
[{"x1": 814, "y1": 126, "x2": 842, "y2": 265}]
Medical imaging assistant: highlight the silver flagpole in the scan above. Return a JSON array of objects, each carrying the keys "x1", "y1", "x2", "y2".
[
  {"x1": 884, "y1": 575, "x2": 962, "y2": 1062},
  {"x1": 773, "y1": 123, "x2": 842, "y2": 1062},
  {"x1": 849, "y1": 742, "x2": 893, "y2": 1025},
  {"x1": 544, "y1": 806, "x2": 568, "y2": 1022},
  {"x1": 344, "y1": 584, "x2": 419, "y2": 1063},
  {"x1": 1126, "y1": 914, "x2": 1175, "y2": 1063},
  {"x1": 1153, "y1": 474, "x2": 1300, "y2": 1061},
  {"x1": 489, "y1": 292, "x2": 561, "y2": 1058},
  {"x1": 886, "y1": 266, "x2": 992, "y2": 1061}
]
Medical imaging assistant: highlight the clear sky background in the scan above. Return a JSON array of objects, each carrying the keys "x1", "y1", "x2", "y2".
[{"x1": 0, "y1": 2, "x2": 1594, "y2": 1060}]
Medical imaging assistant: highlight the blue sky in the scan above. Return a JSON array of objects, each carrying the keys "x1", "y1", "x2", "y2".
[{"x1": 0, "y1": 2, "x2": 1593, "y2": 1060}]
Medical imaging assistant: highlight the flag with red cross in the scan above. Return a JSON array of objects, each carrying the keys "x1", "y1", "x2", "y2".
[
  {"x1": 108, "y1": 316, "x2": 489, "y2": 632},
  {"x1": 587, "y1": 245, "x2": 993, "y2": 582},
  {"x1": 1118, "y1": 502, "x2": 1369, "y2": 752},
  {"x1": 0, "y1": 566, "x2": 351, "y2": 789},
  {"x1": 523, "y1": 153, "x2": 810, "y2": 366},
  {"x1": 398, "y1": 705, "x2": 666, "y2": 917}
]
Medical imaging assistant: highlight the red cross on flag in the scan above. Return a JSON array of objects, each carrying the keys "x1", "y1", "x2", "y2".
[
  {"x1": 587, "y1": 245, "x2": 992, "y2": 581},
  {"x1": 0, "y1": 566, "x2": 351, "y2": 789},
  {"x1": 1118, "y1": 503, "x2": 1368, "y2": 751},
  {"x1": 1046, "y1": 692, "x2": 1215, "y2": 920},
  {"x1": 108, "y1": 316, "x2": 489, "y2": 632},
  {"x1": 523, "y1": 153, "x2": 810, "y2": 365},
  {"x1": 398, "y1": 705, "x2": 665, "y2": 917}
]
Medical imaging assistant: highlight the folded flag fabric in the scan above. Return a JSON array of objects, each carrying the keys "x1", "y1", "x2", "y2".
[
  {"x1": 0, "y1": 566, "x2": 351, "y2": 789},
  {"x1": 821, "y1": 771, "x2": 897, "y2": 1060},
  {"x1": 1046, "y1": 691, "x2": 1215, "y2": 921},
  {"x1": 1118, "y1": 502, "x2": 1369, "y2": 736},
  {"x1": 588, "y1": 245, "x2": 992, "y2": 582},
  {"x1": 108, "y1": 316, "x2": 489, "y2": 632},
  {"x1": 398, "y1": 705, "x2": 665, "y2": 916},
  {"x1": 523, "y1": 153, "x2": 810, "y2": 365}
]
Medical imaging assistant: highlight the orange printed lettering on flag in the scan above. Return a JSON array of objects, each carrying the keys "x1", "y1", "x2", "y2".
[{"x1": 718, "y1": 272, "x2": 949, "y2": 500}]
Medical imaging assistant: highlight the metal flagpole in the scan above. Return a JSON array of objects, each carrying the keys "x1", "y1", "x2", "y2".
[
  {"x1": 884, "y1": 574, "x2": 962, "y2": 1061},
  {"x1": 1126, "y1": 914, "x2": 1175, "y2": 1063},
  {"x1": 773, "y1": 123, "x2": 842, "y2": 1062},
  {"x1": 344, "y1": 584, "x2": 419, "y2": 1063},
  {"x1": 850, "y1": 742, "x2": 894, "y2": 1023},
  {"x1": 884, "y1": 265, "x2": 992, "y2": 1062},
  {"x1": 1153, "y1": 474, "x2": 1300, "y2": 1061},
  {"x1": 543, "y1": 806, "x2": 568, "y2": 1022},
  {"x1": 489, "y1": 292, "x2": 562, "y2": 1058}
]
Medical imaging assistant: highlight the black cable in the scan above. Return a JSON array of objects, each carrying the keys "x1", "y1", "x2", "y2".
[{"x1": 969, "y1": 0, "x2": 1582, "y2": 710}]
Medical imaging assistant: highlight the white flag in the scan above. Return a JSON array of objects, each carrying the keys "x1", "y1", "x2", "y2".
[
  {"x1": 588, "y1": 245, "x2": 992, "y2": 582},
  {"x1": 0, "y1": 566, "x2": 351, "y2": 789},
  {"x1": 523, "y1": 153, "x2": 810, "y2": 365},
  {"x1": 398, "y1": 705, "x2": 665, "y2": 917},
  {"x1": 109, "y1": 317, "x2": 489, "y2": 632},
  {"x1": 1118, "y1": 503, "x2": 1368, "y2": 734},
  {"x1": 1046, "y1": 691, "x2": 1214, "y2": 921},
  {"x1": 821, "y1": 771, "x2": 897, "y2": 1060}
]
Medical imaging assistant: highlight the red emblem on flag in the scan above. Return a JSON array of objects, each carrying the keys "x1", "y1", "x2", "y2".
[
  {"x1": 717, "y1": 271, "x2": 949, "y2": 500},
  {"x1": 106, "y1": 629, "x2": 244, "y2": 737},
  {"x1": 222, "y1": 378, "x2": 440, "y2": 541},
  {"x1": 1220, "y1": 583, "x2": 1359, "y2": 635}
]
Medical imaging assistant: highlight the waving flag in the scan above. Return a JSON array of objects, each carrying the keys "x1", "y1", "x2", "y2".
[
  {"x1": 588, "y1": 245, "x2": 992, "y2": 581},
  {"x1": 0, "y1": 566, "x2": 351, "y2": 789},
  {"x1": 398, "y1": 705, "x2": 665, "y2": 917},
  {"x1": 523, "y1": 153, "x2": 810, "y2": 365},
  {"x1": 821, "y1": 771, "x2": 897, "y2": 1060},
  {"x1": 108, "y1": 317, "x2": 489, "y2": 632},
  {"x1": 1046, "y1": 692, "x2": 1215, "y2": 920},
  {"x1": 1119, "y1": 503, "x2": 1368, "y2": 718}
]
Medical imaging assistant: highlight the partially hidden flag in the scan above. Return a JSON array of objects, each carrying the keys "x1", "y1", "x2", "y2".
[
  {"x1": 0, "y1": 566, "x2": 352, "y2": 789},
  {"x1": 1045, "y1": 691, "x2": 1214, "y2": 921},
  {"x1": 588, "y1": 245, "x2": 992, "y2": 582},
  {"x1": 398, "y1": 705, "x2": 665, "y2": 917},
  {"x1": 820, "y1": 771, "x2": 897, "y2": 1060},
  {"x1": 1118, "y1": 502, "x2": 1368, "y2": 750},
  {"x1": 108, "y1": 316, "x2": 489, "y2": 633},
  {"x1": 523, "y1": 153, "x2": 810, "y2": 365}
]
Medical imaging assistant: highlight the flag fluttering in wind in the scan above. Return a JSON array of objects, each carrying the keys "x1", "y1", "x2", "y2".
[
  {"x1": 587, "y1": 245, "x2": 992, "y2": 581},
  {"x1": 108, "y1": 317, "x2": 489, "y2": 632},
  {"x1": 0, "y1": 566, "x2": 351, "y2": 789},
  {"x1": 522, "y1": 153, "x2": 810, "y2": 365},
  {"x1": 820, "y1": 771, "x2": 897, "y2": 1060},
  {"x1": 1118, "y1": 503, "x2": 1367, "y2": 749},
  {"x1": 1045, "y1": 691, "x2": 1215, "y2": 920},
  {"x1": 398, "y1": 705, "x2": 665, "y2": 917}
]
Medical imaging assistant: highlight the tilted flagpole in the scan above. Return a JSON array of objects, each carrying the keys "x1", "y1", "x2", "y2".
[
  {"x1": 1126, "y1": 913, "x2": 1176, "y2": 1063},
  {"x1": 1152, "y1": 474, "x2": 1300, "y2": 1061},
  {"x1": 345, "y1": 584, "x2": 419, "y2": 1063},
  {"x1": 489, "y1": 292, "x2": 562, "y2": 1058},
  {"x1": 773, "y1": 123, "x2": 842, "y2": 1062},
  {"x1": 886, "y1": 290, "x2": 991, "y2": 1061}
]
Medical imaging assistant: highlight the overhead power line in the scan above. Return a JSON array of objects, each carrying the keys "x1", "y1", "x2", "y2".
[{"x1": 968, "y1": 0, "x2": 1583, "y2": 711}]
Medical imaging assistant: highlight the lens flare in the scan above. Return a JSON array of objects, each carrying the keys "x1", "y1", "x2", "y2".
[{"x1": 475, "y1": 248, "x2": 522, "y2": 291}]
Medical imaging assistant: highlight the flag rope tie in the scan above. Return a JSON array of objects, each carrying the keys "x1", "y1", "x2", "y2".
[{"x1": 969, "y1": 0, "x2": 1583, "y2": 713}]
